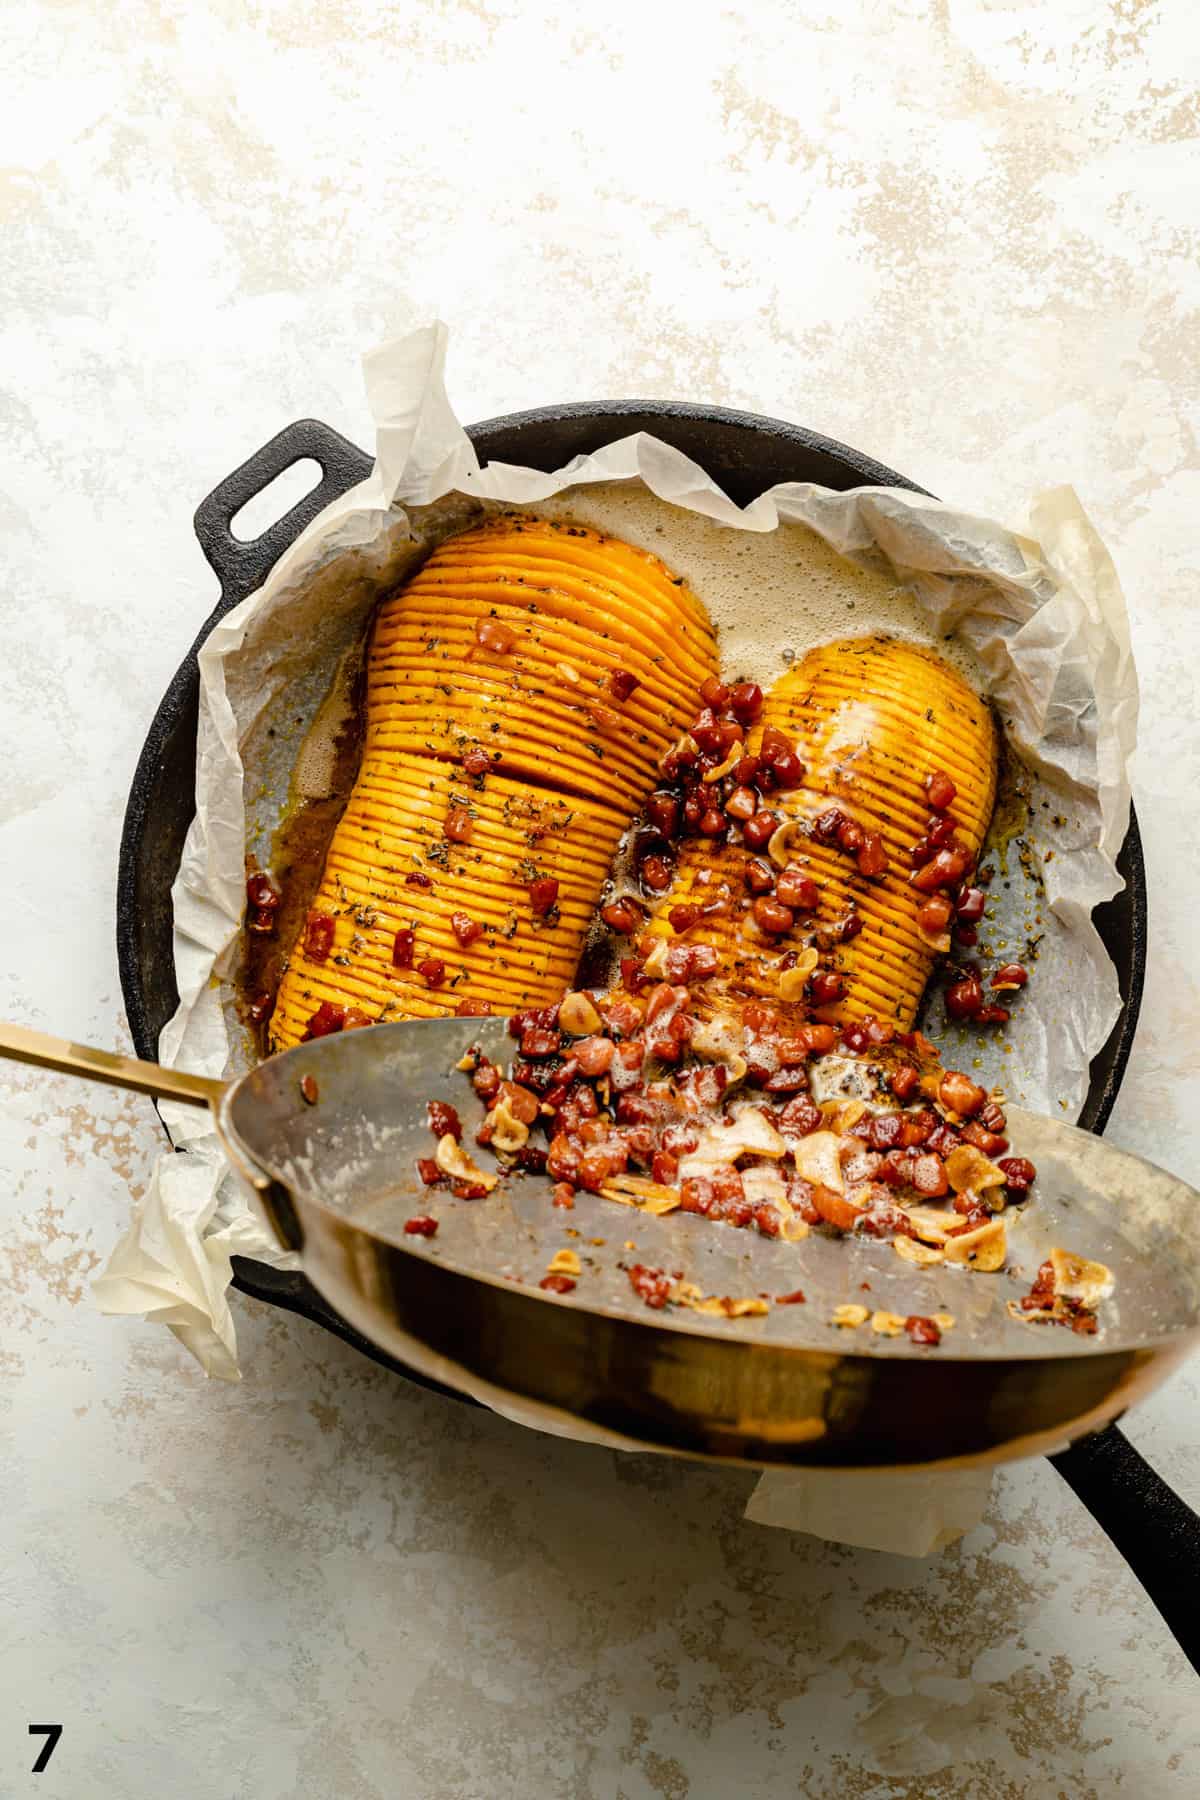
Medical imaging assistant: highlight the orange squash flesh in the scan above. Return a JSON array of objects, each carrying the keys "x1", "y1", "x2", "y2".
[
  {"x1": 270, "y1": 516, "x2": 718, "y2": 1049},
  {"x1": 648, "y1": 636, "x2": 998, "y2": 1029}
]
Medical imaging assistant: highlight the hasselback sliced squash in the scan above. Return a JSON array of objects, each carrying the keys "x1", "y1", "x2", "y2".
[
  {"x1": 648, "y1": 636, "x2": 998, "y2": 1029},
  {"x1": 270, "y1": 515, "x2": 719, "y2": 1049}
]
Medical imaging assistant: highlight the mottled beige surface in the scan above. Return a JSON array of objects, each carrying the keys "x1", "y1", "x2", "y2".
[{"x1": 3, "y1": 2, "x2": 1200, "y2": 1794}]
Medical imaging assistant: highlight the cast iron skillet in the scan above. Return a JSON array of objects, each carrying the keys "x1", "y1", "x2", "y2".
[{"x1": 116, "y1": 409, "x2": 1196, "y2": 1667}]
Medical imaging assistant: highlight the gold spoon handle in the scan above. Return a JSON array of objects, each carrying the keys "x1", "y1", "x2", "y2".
[{"x1": 0, "y1": 1022, "x2": 226, "y2": 1110}]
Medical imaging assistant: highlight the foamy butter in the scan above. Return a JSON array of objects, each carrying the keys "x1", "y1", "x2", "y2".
[{"x1": 528, "y1": 481, "x2": 986, "y2": 691}]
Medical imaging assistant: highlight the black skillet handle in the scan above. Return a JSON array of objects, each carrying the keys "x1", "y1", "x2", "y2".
[
  {"x1": 193, "y1": 418, "x2": 375, "y2": 606},
  {"x1": 1050, "y1": 1424, "x2": 1200, "y2": 1674}
]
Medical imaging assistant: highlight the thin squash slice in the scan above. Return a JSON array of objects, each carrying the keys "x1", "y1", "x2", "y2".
[
  {"x1": 270, "y1": 516, "x2": 718, "y2": 1049},
  {"x1": 647, "y1": 636, "x2": 997, "y2": 1029}
]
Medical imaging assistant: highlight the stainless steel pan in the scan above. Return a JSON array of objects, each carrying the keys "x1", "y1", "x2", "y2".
[{"x1": 7, "y1": 1014, "x2": 1199, "y2": 1666}]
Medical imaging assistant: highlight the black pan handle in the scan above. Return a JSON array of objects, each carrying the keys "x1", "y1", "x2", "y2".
[
  {"x1": 1050, "y1": 1424, "x2": 1200, "y2": 1674},
  {"x1": 193, "y1": 418, "x2": 374, "y2": 606}
]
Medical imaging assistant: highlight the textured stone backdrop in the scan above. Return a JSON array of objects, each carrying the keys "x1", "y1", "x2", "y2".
[{"x1": 1, "y1": 2, "x2": 1198, "y2": 1795}]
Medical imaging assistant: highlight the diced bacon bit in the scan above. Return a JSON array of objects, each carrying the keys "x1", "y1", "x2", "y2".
[
  {"x1": 601, "y1": 896, "x2": 643, "y2": 935},
  {"x1": 939, "y1": 1070, "x2": 988, "y2": 1117},
  {"x1": 776, "y1": 1289, "x2": 807, "y2": 1305},
  {"x1": 905, "y1": 1315, "x2": 942, "y2": 1346},
  {"x1": 474, "y1": 617, "x2": 516, "y2": 654},
  {"x1": 910, "y1": 847, "x2": 971, "y2": 892},
  {"x1": 539, "y1": 1273, "x2": 577, "y2": 1293},
  {"x1": 724, "y1": 785, "x2": 758, "y2": 822},
  {"x1": 552, "y1": 1182, "x2": 576, "y2": 1209},
  {"x1": 651, "y1": 1148, "x2": 679, "y2": 1185},
  {"x1": 910, "y1": 1153, "x2": 949, "y2": 1197},
  {"x1": 452, "y1": 1180, "x2": 491, "y2": 1200},
  {"x1": 462, "y1": 747, "x2": 491, "y2": 776},
  {"x1": 811, "y1": 1185, "x2": 862, "y2": 1233},
  {"x1": 627, "y1": 1264, "x2": 674, "y2": 1309},
  {"x1": 924, "y1": 770, "x2": 957, "y2": 811},
  {"x1": 299, "y1": 1073, "x2": 319, "y2": 1105},
  {"x1": 303, "y1": 911, "x2": 336, "y2": 962},
  {"x1": 246, "y1": 871, "x2": 280, "y2": 911},
  {"x1": 744, "y1": 857, "x2": 776, "y2": 895},
  {"x1": 529, "y1": 877, "x2": 560, "y2": 916},
  {"x1": 998, "y1": 1155, "x2": 1037, "y2": 1191},
  {"x1": 917, "y1": 894, "x2": 954, "y2": 935},
  {"x1": 392, "y1": 928, "x2": 415, "y2": 969},
  {"x1": 809, "y1": 971, "x2": 846, "y2": 1006},
  {"x1": 343, "y1": 1008, "x2": 372, "y2": 1030},
  {"x1": 403, "y1": 1215, "x2": 439, "y2": 1237},
  {"x1": 992, "y1": 963, "x2": 1028, "y2": 991},
  {"x1": 427, "y1": 1099, "x2": 462, "y2": 1141},
  {"x1": 247, "y1": 991, "x2": 273, "y2": 1025},
  {"x1": 857, "y1": 831, "x2": 889, "y2": 878},
  {"x1": 961, "y1": 1120, "x2": 1008, "y2": 1156},
  {"x1": 570, "y1": 1035, "x2": 613, "y2": 1077},
  {"x1": 302, "y1": 1000, "x2": 345, "y2": 1040},
  {"x1": 445, "y1": 808, "x2": 474, "y2": 844},
  {"x1": 405, "y1": 871, "x2": 433, "y2": 889},
  {"x1": 451, "y1": 911, "x2": 484, "y2": 948},
  {"x1": 979, "y1": 1099, "x2": 1007, "y2": 1134},
  {"x1": 640, "y1": 854, "x2": 674, "y2": 893},
  {"x1": 417, "y1": 1157, "x2": 445, "y2": 1187},
  {"x1": 455, "y1": 998, "x2": 493, "y2": 1017},
  {"x1": 950, "y1": 887, "x2": 983, "y2": 928},
  {"x1": 946, "y1": 973, "x2": 985, "y2": 1019},
  {"x1": 753, "y1": 897, "x2": 794, "y2": 936},
  {"x1": 742, "y1": 811, "x2": 780, "y2": 851},
  {"x1": 472, "y1": 1059, "x2": 501, "y2": 1099},
  {"x1": 888, "y1": 1063, "x2": 920, "y2": 1100},
  {"x1": 778, "y1": 1093, "x2": 822, "y2": 1136},
  {"x1": 775, "y1": 866, "x2": 819, "y2": 911},
  {"x1": 609, "y1": 667, "x2": 640, "y2": 702},
  {"x1": 646, "y1": 792, "x2": 680, "y2": 837},
  {"x1": 418, "y1": 958, "x2": 446, "y2": 987},
  {"x1": 729, "y1": 681, "x2": 764, "y2": 723}
]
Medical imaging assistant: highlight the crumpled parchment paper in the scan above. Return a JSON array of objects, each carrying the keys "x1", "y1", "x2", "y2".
[{"x1": 94, "y1": 323, "x2": 1137, "y2": 1552}]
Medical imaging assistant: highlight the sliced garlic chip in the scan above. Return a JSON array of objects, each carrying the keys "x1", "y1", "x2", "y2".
[
  {"x1": 546, "y1": 1248, "x2": 581, "y2": 1278},
  {"x1": 691, "y1": 1295, "x2": 771, "y2": 1318},
  {"x1": 894, "y1": 1235, "x2": 946, "y2": 1268},
  {"x1": 945, "y1": 1145, "x2": 1007, "y2": 1194},
  {"x1": 701, "y1": 744, "x2": 743, "y2": 784},
  {"x1": 767, "y1": 820, "x2": 805, "y2": 868},
  {"x1": 943, "y1": 1216, "x2": 1007, "y2": 1272},
  {"x1": 434, "y1": 1134, "x2": 498, "y2": 1191},
  {"x1": 778, "y1": 947, "x2": 819, "y2": 1004},
  {"x1": 488, "y1": 1096, "x2": 530, "y2": 1154},
  {"x1": 902, "y1": 1205, "x2": 954, "y2": 1244},
  {"x1": 789, "y1": 1130, "x2": 845, "y2": 1194},
  {"x1": 641, "y1": 938, "x2": 670, "y2": 978},
  {"x1": 1048, "y1": 1247, "x2": 1113, "y2": 1307},
  {"x1": 558, "y1": 990, "x2": 602, "y2": 1035},
  {"x1": 601, "y1": 1176, "x2": 681, "y2": 1215},
  {"x1": 870, "y1": 1310, "x2": 907, "y2": 1337},
  {"x1": 832, "y1": 1303, "x2": 870, "y2": 1328}
]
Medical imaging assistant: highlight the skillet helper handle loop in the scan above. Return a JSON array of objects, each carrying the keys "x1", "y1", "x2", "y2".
[
  {"x1": 1050, "y1": 1424, "x2": 1200, "y2": 1676},
  {"x1": 193, "y1": 418, "x2": 374, "y2": 604}
]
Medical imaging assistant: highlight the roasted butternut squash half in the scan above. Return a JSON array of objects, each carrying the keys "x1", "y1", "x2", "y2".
[
  {"x1": 269, "y1": 516, "x2": 718, "y2": 1049},
  {"x1": 645, "y1": 636, "x2": 998, "y2": 1029}
]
